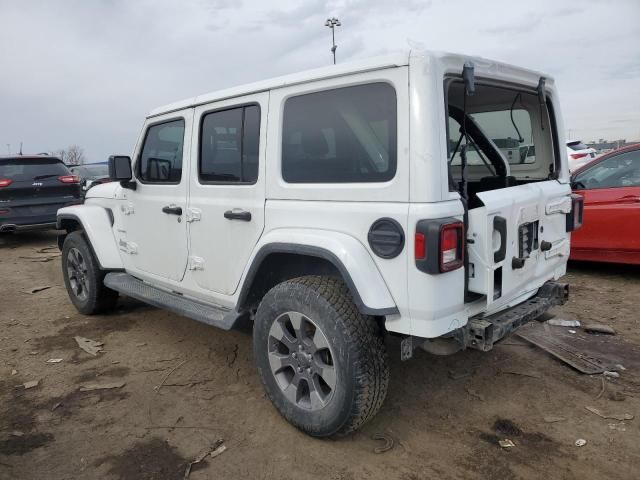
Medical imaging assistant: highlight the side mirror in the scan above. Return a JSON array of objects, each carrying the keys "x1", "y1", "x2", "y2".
[{"x1": 108, "y1": 155, "x2": 136, "y2": 190}]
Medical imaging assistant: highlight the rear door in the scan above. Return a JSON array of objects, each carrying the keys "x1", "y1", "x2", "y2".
[
  {"x1": 571, "y1": 149, "x2": 640, "y2": 254},
  {"x1": 187, "y1": 93, "x2": 268, "y2": 295},
  {"x1": 0, "y1": 158, "x2": 80, "y2": 222}
]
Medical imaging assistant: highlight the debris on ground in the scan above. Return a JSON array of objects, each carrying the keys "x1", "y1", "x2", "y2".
[
  {"x1": 499, "y1": 439, "x2": 516, "y2": 449},
  {"x1": 584, "y1": 324, "x2": 616, "y2": 335},
  {"x1": 499, "y1": 369, "x2": 542, "y2": 379},
  {"x1": 608, "y1": 422, "x2": 627, "y2": 432},
  {"x1": 10, "y1": 431, "x2": 24, "y2": 437},
  {"x1": 183, "y1": 439, "x2": 224, "y2": 479},
  {"x1": 23, "y1": 380, "x2": 39, "y2": 389},
  {"x1": 448, "y1": 369, "x2": 473, "y2": 380},
  {"x1": 46, "y1": 358, "x2": 63, "y2": 363},
  {"x1": 24, "y1": 285, "x2": 51, "y2": 294},
  {"x1": 603, "y1": 371, "x2": 620, "y2": 378},
  {"x1": 74, "y1": 336, "x2": 104, "y2": 356},
  {"x1": 135, "y1": 342, "x2": 147, "y2": 347},
  {"x1": 155, "y1": 359, "x2": 188, "y2": 393},
  {"x1": 372, "y1": 433, "x2": 394, "y2": 454},
  {"x1": 575, "y1": 438, "x2": 587, "y2": 447},
  {"x1": 465, "y1": 387, "x2": 485, "y2": 401},
  {"x1": 585, "y1": 406, "x2": 634, "y2": 421},
  {"x1": 543, "y1": 416, "x2": 566, "y2": 423},
  {"x1": 11, "y1": 369, "x2": 17, "y2": 376},
  {"x1": 568, "y1": 330, "x2": 577, "y2": 334},
  {"x1": 547, "y1": 319, "x2": 581, "y2": 327},
  {"x1": 79, "y1": 381, "x2": 125, "y2": 392}
]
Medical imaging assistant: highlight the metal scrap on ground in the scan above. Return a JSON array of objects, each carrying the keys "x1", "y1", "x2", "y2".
[
  {"x1": 183, "y1": 439, "x2": 225, "y2": 479},
  {"x1": 585, "y1": 406, "x2": 634, "y2": 421}
]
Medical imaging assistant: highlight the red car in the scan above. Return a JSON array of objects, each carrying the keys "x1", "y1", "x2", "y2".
[{"x1": 570, "y1": 143, "x2": 640, "y2": 264}]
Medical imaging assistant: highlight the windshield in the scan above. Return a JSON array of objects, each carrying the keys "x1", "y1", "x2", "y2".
[{"x1": 0, "y1": 158, "x2": 70, "y2": 181}]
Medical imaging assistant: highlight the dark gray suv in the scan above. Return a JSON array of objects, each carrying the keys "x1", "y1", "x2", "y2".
[{"x1": 0, "y1": 155, "x2": 82, "y2": 233}]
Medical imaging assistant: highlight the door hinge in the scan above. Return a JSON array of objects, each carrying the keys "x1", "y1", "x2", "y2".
[
  {"x1": 118, "y1": 238, "x2": 138, "y2": 254},
  {"x1": 186, "y1": 208, "x2": 202, "y2": 223},
  {"x1": 120, "y1": 203, "x2": 135, "y2": 215},
  {"x1": 188, "y1": 256, "x2": 205, "y2": 270},
  {"x1": 546, "y1": 197, "x2": 572, "y2": 215}
]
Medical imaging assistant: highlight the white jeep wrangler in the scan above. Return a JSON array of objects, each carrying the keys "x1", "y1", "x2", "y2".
[{"x1": 58, "y1": 50, "x2": 582, "y2": 437}]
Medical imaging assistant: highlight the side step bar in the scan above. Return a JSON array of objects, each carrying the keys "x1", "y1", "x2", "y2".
[{"x1": 104, "y1": 272, "x2": 240, "y2": 330}]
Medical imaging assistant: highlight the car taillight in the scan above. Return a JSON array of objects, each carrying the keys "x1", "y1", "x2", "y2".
[
  {"x1": 58, "y1": 175, "x2": 80, "y2": 184},
  {"x1": 439, "y1": 223, "x2": 464, "y2": 272},
  {"x1": 415, "y1": 219, "x2": 464, "y2": 274},
  {"x1": 415, "y1": 232, "x2": 426, "y2": 260},
  {"x1": 0, "y1": 178, "x2": 12, "y2": 187},
  {"x1": 566, "y1": 194, "x2": 584, "y2": 232},
  {"x1": 570, "y1": 152, "x2": 588, "y2": 160}
]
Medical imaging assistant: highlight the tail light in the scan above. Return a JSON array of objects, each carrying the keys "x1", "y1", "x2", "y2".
[
  {"x1": 570, "y1": 152, "x2": 588, "y2": 160},
  {"x1": 566, "y1": 194, "x2": 584, "y2": 232},
  {"x1": 58, "y1": 175, "x2": 80, "y2": 184},
  {"x1": 415, "y1": 218, "x2": 465, "y2": 274},
  {"x1": 0, "y1": 178, "x2": 12, "y2": 187}
]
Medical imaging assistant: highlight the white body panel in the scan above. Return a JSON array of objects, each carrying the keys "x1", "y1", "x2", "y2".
[
  {"x1": 68, "y1": 49, "x2": 572, "y2": 340},
  {"x1": 57, "y1": 204, "x2": 123, "y2": 269}
]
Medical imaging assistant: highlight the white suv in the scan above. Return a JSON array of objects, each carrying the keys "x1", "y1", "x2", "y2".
[{"x1": 57, "y1": 50, "x2": 582, "y2": 437}]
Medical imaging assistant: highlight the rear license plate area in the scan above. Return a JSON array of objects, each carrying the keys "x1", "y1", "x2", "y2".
[{"x1": 518, "y1": 221, "x2": 539, "y2": 259}]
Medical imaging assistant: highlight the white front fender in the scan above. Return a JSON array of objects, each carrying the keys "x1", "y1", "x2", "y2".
[
  {"x1": 57, "y1": 205, "x2": 123, "y2": 269},
  {"x1": 241, "y1": 228, "x2": 398, "y2": 315}
]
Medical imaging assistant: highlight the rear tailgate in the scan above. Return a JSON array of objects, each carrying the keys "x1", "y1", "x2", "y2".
[{"x1": 467, "y1": 179, "x2": 571, "y2": 312}]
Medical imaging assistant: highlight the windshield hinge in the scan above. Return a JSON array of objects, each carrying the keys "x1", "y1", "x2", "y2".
[{"x1": 185, "y1": 208, "x2": 202, "y2": 223}]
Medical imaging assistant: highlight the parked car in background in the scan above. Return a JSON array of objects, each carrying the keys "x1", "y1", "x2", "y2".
[
  {"x1": 570, "y1": 143, "x2": 640, "y2": 264},
  {"x1": 567, "y1": 140, "x2": 598, "y2": 171},
  {"x1": 0, "y1": 155, "x2": 82, "y2": 233},
  {"x1": 69, "y1": 163, "x2": 111, "y2": 191}
]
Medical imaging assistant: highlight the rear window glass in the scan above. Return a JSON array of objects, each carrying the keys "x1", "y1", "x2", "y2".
[
  {"x1": 567, "y1": 141, "x2": 589, "y2": 151},
  {"x1": 282, "y1": 83, "x2": 397, "y2": 183},
  {"x1": 0, "y1": 158, "x2": 69, "y2": 181}
]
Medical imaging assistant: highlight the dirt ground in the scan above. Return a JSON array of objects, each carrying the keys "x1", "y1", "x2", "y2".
[{"x1": 1, "y1": 231, "x2": 639, "y2": 480}]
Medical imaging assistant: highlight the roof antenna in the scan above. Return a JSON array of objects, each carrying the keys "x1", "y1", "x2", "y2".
[{"x1": 19, "y1": 141, "x2": 23, "y2": 155}]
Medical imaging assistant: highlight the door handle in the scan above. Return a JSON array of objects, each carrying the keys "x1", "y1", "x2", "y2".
[
  {"x1": 162, "y1": 205, "x2": 183, "y2": 215},
  {"x1": 493, "y1": 216, "x2": 507, "y2": 263},
  {"x1": 224, "y1": 210, "x2": 252, "y2": 221}
]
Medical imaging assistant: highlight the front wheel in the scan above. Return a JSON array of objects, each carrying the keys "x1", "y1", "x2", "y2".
[
  {"x1": 61, "y1": 231, "x2": 118, "y2": 314},
  {"x1": 253, "y1": 276, "x2": 389, "y2": 437}
]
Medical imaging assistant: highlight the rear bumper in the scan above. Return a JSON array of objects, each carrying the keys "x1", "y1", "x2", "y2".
[
  {"x1": 0, "y1": 199, "x2": 81, "y2": 232},
  {"x1": 465, "y1": 281, "x2": 569, "y2": 351},
  {"x1": 0, "y1": 222, "x2": 58, "y2": 233}
]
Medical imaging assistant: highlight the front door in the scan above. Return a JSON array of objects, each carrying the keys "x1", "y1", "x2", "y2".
[
  {"x1": 187, "y1": 93, "x2": 268, "y2": 295},
  {"x1": 119, "y1": 110, "x2": 192, "y2": 282},
  {"x1": 571, "y1": 149, "x2": 640, "y2": 256}
]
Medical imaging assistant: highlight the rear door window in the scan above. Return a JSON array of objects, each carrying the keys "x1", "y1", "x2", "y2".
[
  {"x1": 282, "y1": 83, "x2": 397, "y2": 183},
  {"x1": 0, "y1": 158, "x2": 69, "y2": 181},
  {"x1": 199, "y1": 105, "x2": 260, "y2": 183}
]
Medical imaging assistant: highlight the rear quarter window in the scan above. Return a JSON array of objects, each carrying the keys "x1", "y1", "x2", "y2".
[{"x1": 281, "y1": 83, "x2": 397, "y2": 183}]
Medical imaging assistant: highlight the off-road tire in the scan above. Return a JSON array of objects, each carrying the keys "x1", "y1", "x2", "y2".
[
  {"x1": 61, "y1": 231, "x2": 118, "y2": 314},
  {"x1": 253, "y1": 275, "x2": 389, "y2": 437}
]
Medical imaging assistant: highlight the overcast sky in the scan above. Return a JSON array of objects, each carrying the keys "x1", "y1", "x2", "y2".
[{"x1": 1, "y1": 0, "x2": 638, "y2": 161}]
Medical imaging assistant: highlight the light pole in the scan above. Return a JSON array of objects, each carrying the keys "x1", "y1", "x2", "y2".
[{"x1": 324, "y1": 17, "x2": 341, "y2": 65}]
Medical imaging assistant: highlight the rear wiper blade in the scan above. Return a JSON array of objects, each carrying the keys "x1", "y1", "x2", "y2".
[{"x1": 33, "y1": 174, "x2": 58, "y2": 180}]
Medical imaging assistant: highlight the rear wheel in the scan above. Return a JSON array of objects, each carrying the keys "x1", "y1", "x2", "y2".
[
  {"x1": 61, "y1": 231, "x2": 118, "y2": 314},
  {"x1": 253, "y1": 276, "x2": 389, "y2": 437}
]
